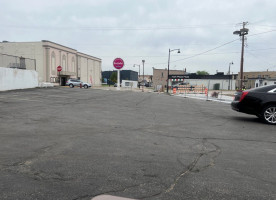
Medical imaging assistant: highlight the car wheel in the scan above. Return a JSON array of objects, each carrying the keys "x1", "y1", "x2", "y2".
[
  {"x1": 69, "y1": 84, "x2": 74, "y2": 88},
  {"x1": 84, "y1": 85, "x2": 88, "y2": 89},
  {"x1": 261, "y1": 105, "x2": 276, "y2": 125}
]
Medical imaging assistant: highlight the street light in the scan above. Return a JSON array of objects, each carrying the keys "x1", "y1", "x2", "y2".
[
  {"x1": 133, "y1": 64, "x2": 140, "y2": 88},
  {"x1": 233, "y1": 22, "x2": 249, "y2": 90},
  {"x1": 167, "y1": 48, "x2": 180, "y2": 93},
  {"x1": 142, "y1": 60, "x2": 145, "y2": 92},
  {"x1": 228, "y1": 62, "x2": 234, "y2": 90}
]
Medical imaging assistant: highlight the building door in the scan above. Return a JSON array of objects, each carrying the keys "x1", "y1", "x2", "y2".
[{"x1": 61, "y1": 77, "x2": 67, "y2": 86}]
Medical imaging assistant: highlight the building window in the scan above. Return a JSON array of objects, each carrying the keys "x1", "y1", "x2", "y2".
[
  {"x1": 51, "y1": 52, "x2": 56, "y2": 75},
  {"x1": 19, "y1": 57, "x2": 26, "y2": 69},
  {"x1": 62, "y1": 55, "x2": 66, "y2": 71},
  {"x1": 50, "y1": 77, "x2": 59, "y2": 83},
  {"x1": 161, "y1": 72, "x2": 163, "y2": 77},
  {"x1": 72, "y1": 57, "x2": 75, "y2": 72}
]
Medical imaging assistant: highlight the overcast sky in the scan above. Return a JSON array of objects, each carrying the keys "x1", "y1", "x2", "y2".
[{"x1": 1, "y1": 0, "x2": 276, "y2": 75}]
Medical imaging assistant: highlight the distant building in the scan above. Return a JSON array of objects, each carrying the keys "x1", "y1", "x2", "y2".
[
  {"x1": 171, "y1": 72, "x2": 237, "y2": 90},
  {"x1": 139, "y1": 75, "x2": 153, "y2": 87},
  {"x1": 153, "y1": 68, "x2": 186, "y2": 91},
  {"x1": 255, "y1": 79, "x2": 276, "y2": 88},
  {"x1": 0, "y1": 40, "x2": 102, "y2": 86},
  {"x1": 102, "y1": 70, "x2": 138, "y2": 85},
  {"x1": 238, "y1": 71, "x2": 276, "y2": 89}
]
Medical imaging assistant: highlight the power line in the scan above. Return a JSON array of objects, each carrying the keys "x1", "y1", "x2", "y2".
[
  {"x1": 170, "y1": 39, "x2": 240, "y2": 64},
  {"x1": 140, "y1": 39, "x2": 239, "y2": 65},
  {"x1": 248, "y1": 29, "x2": 276, "y2": 37},
  {"x1": 252, "y1": 24, "x2": 276, "y2": 28},
  {"x1": 98, "y1": 51, "x2": 241, "y2": 58},
  {"x1": 0, "y1": 23, "x2": 237, "y2": 31},
  {"x1": 145, "y1": 30, "x2": 276, "y2": 65},
  {"x1": 246, "y1": 51, "x2": 273, "y2": 66}
]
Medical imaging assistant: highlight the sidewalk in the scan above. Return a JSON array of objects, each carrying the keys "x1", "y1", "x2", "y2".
[
  {"x1": 92, "y1": 86, "x2": 154, "y2": 93},
  {"x1": 91, "y1": 86, "x2": 235, "y2": 104},
  {"x1": 174, "y1": 91, "x2": 235, "y2": 104}
]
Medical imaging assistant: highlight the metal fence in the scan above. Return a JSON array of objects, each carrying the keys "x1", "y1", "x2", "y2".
[
  {"x1": 172, "y1": 81, "x2": 236, "y2": 103},
  {"x1": 0, "y1": 53, "x2": 36, "y2": 71}
]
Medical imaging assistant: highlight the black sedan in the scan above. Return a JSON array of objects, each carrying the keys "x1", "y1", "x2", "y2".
[{"x1": 231, "y1": 85, "x2": 276, "y2": 124}]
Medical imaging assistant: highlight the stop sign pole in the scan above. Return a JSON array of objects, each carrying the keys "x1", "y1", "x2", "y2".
[
  {"x1": 113, "y1": 58, "x2": 124, "y2": 90},
  {"x1": 57, "y1": 66, "x2": 62, "y2": 86}
]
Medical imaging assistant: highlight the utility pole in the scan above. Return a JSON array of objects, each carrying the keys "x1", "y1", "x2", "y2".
[
  {"x1": 167, "y1": 49, "x2": 171, "y2": 93},
  {"x1": 228, "y1": 62, "x2": 233, "y2": 90},
  {"x1": 142, "y1": 60, "x2": 145, "y2": 92},
  {"x1": 167, "y1": 48, "x2": 180, "y2": 93},
  {"x1": 233, "y1": 22, "x2": 249, "y2": 90},
  {"x1": 133, "y1": 64, "x2": 140, "y2": 89},
  {"x1": 240, "y1": 22, "x2": 246, "y2": 90}
]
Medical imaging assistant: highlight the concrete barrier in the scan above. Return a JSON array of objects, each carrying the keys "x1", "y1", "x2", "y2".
[
  {"x1": 0, "y1": 67, "x2": 38, "y2": 91},
  {"x1": 38, "y1": 82, "x2": 54, "y2": 88}
]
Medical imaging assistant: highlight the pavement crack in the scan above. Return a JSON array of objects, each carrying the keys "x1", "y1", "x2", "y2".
[
  {"x1": 165, "y1": 153, "x2": 202, "y2": 193},
  {"x1": 139, "y1": 191, "x2": 163, "y2": 199},
  {"x1": 165, "y1": 139, "x2": 221, "y2": 194},
  {"x1": 151, "y1": 133, "x2": 276, "y2": 144},
  {"x1": 2, "y1": 143, "x2": 63, "y2": 182},
  {"x1": 135, "y1": 95, "x2": 152, "y2": 106}
]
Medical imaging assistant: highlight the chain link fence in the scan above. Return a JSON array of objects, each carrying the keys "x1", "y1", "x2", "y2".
[
  {"x1": 172, "y1": 79, "x2": 236, "y2": 103},
  {"x1": 0, "y1": 53, "x2": 36, "y2": 71}
]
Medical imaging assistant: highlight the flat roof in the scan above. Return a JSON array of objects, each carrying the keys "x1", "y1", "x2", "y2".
[
  {"x1": 42, "y1": 40, "x2": 77, "y2": 51},
  {"x1": 0, "y1": 40, "x2": 101, "y2": 61}
]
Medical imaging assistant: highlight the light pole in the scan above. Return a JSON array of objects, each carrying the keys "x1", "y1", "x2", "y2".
[
  {"x1": 233, "y1": 22, "x2": 249, "y2": 90},
  {"x1": 142, "y1": 60, "x2": 145, "y2": 92},
  {"x1": 228, "y1": 62, "x2": 234, "y2": 90},
  {"x1": 133, "y1": 64, "x2": 140, "y2": 88},
  {"x1": 167, "y1": 48, "x2": 180, "y2": 93}
]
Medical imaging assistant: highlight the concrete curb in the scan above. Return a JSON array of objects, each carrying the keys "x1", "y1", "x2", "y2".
[{"x1": 175, "y1": 93, "x2": 233, "y2": 104}]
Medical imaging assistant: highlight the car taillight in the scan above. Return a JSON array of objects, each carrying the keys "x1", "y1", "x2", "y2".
[{"x1": 239, "y1": 91, "x2": 249, "y2": 102}]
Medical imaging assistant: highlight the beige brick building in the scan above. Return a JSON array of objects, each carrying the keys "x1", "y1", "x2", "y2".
[
  {"x1": 238, "y1": 71, "x2": 276, "y2": 89},
  {"x1": 152, "y1": 68, "x2": 186, "y2": 91},
  {"x1": 0, "y1": 40, "x2": 102, "y2": 86}
]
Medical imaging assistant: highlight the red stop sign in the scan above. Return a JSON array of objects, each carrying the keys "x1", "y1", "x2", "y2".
[
  {"x1": 113, "y1": 58, "x2": 124, "y2": 70},
  {"x1": 57, "y1": 66, "x2": 62, "y2": 72}
]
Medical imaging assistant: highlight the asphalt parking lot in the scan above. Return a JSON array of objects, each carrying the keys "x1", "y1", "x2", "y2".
[{"x1": 0, "y1": 87, "x2": 275, "y2": 200}]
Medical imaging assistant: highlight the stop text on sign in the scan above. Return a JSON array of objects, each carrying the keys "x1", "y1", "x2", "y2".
[{"x1": 57, "y1": 66, "x2": 62, "y2": 72}]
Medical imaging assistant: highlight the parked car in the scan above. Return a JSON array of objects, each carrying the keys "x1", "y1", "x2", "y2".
[
  {"x1": 114, "y1": 83, "x2": 121, "y2": 87},
  {"x1": 231, "y1": 85, "x2": 276, "y2": 124},
  {"x1": 65, "y1": 79, "x2": 91, "y2": 89}
]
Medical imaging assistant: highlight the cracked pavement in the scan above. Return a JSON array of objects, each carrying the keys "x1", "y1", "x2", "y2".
[{"x1": 0, "y1": 87, "x2": 275, "y2": 200}]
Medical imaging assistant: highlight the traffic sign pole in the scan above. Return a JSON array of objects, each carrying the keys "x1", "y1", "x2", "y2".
[
  {"x1": 113, "y1": 58, "x2": 124, "y2": 90},
  {"x1": 117, "y1": 69, "x2": 120, "y2": 90},
  {"x1": 57, "y1": 66, "x2": 62, "y2": 86}
]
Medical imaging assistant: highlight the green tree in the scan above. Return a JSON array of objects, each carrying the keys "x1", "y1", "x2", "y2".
[
  {"x1": 110, "y1": 72, "x2": 117, "y2": 83},
  {"x1": 196, "y1": 70, "x2": 209, "y2": 75}
]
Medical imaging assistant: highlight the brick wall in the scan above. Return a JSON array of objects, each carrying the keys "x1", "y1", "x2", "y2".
[{"x1": 153, "y1": 68, "x2": 186, "y2": 91}]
